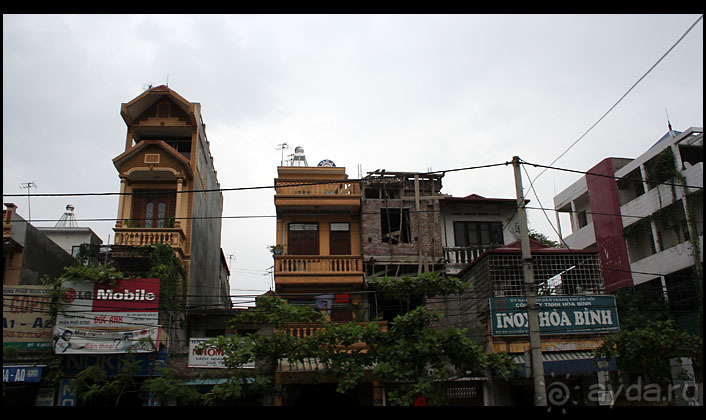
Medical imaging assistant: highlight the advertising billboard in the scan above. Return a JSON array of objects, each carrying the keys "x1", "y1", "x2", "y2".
[
  {"x1": 3, "y1": 285, "x2": 54, "y2": 350},
  {"x1": 490, "y1": 295, "x2": 620, "y2": 336},
  {"x1": 53, "y1": 279, "x2": 161, "y2": 354}
]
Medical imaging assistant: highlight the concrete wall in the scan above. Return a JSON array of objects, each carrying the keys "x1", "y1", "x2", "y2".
[
  {"x1": 187, "y1": 106, "x2": 227, "y2": 311},
  {"x1": 5, "y1": 212, "x2": 76, "y2": 285}
]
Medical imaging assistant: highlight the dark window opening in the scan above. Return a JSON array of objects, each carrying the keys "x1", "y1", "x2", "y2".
[
  {"x1": 381, "y1": 208, "x2": 411, "y2": 244},
  {"x1": 453, "y1": 221, "x2": 503, "y2": 247}
]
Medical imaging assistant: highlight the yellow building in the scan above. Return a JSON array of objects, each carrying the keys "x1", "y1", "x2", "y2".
[
  {"x1": 273, "y1": 151, "x2": 364, "y2": 320},
  {"x1": 111, "y1": 85, "x2": 229, "y2": 318}
]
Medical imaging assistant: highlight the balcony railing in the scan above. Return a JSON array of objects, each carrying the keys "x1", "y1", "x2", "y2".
[
  {"x1": 274, "y1": 255, "x2": 363, "y2": 275},
  {"x1": 280, "y1": 321, "x2": 388, "y2": 339},
  {"x1": 275, "y1": 181, "x2": 360, "y2": 197},
  {"x1": 113, "y1": 227, "x2": 185, "y2": 251},
  {"x1": 443, "y1": 246, "x2": 491, "y2": 266}
]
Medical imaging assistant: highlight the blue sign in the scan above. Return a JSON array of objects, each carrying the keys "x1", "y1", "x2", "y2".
[
  {"x1": 490, "y1": 295, "x2": 620, "y2": 336},
  {"x1": 62, "y1": 346, "x2": 168, "y2": 376},
  {"x1": 3, "y1": 365, "x2": 44, "y2": 383}
]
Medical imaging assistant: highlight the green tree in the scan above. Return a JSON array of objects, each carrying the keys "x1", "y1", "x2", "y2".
[
  {"x1": 205, "y1": 274, "x2": 515, "y2": 406},
  {"x1": 594, "y1": 319, "x2": 702, "y2": 387},
  {"x1": 70, "y1": 357, "x2": 142, "y2": 406},
  {"x1": 368, "y1": 272, "x2": 467, "y2": 313},
  {"x1": 203, "y1": 295, "x2": 325, "y2": 406},
  {"x1": 142, "y1": 367, "x2": 204, "y2": 406}
]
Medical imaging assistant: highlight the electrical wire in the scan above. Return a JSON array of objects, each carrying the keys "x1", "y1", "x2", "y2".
[{"x1": 526, "y1": 14, "x2": 704, "y2": 190}]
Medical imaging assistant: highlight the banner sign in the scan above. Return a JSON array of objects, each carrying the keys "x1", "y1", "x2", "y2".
[
  {"x1": 56, "y1": 279, "x2": 160, "y2": 330},
  {"x1": 3, "y1": 285, "x2": 54, "y2": 350},
  {"x1": 490, "y1": 295, "x2": 620, "y2": 336},
  {"x1": 3, "y1": 365, "x2": 44, "y2": 383},
  {"x1": 189, "y1": 338, "x2": 226, "y2": 368},
  {"x1": 53, "y1": 325, "x2": 160, "y2": 354},
  {"x1": 189, "y1": 338, "x2": 255, "y2": 369},
  {"x1": 63, "y1": 346, "x2": 168, "y2": 376}
]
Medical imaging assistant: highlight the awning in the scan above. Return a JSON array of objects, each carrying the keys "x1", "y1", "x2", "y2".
[{"x1": 511, "y1": 351, "x2": 616, "y2": 377}]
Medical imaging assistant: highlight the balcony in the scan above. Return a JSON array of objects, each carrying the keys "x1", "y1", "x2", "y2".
[
  {"x1": 620, "y1": 161, "x2": 703, "y2": 227},
  {"x1": 280, "y1": 321, "x2": 388, "y2": 339},
  {"x1": 275, "y1": 181, "x2": 361, "y2": 211},
  {"x1": 113, "y1": 226, "x2": 186, "y2": 255},
  {"x1": 443, "y1": 246, "x2": 492, "y2": 274},
  {"x1": 275, "y1": 255, "x2": 363, "y2": 276}
]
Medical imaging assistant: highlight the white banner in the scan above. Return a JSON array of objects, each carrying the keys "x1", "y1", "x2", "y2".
[
  {"x1": 189, "y1": 338, "x2": 255, "y2": 369},
  {"x1": 53, "y1": 326, "x2": 160, "y2": 354}
]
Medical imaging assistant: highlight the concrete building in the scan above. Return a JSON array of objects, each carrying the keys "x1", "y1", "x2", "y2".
[
  {"x1": 37, "y1": 204, "x2": 103, "y2": 258},
  {"x1": 439, "y1": 193, "x2": 521, "y2": 276},
  {"x1": 3, "y1": 203, "x2": 76, "y2": 286},
  {"x1": 3, "y1": 203, "x2": 79, "y2": 406},
  {"x1": 454, "y1": 240, "x2": 618, "y2": 406},
  {"x1": 270, "y1": 150, "x2": 386, "y2": 405},
  {"x1": 110, "y1": 85, "x2": 229, "y2": 316},
  {"x1": 361, "y1": 170, "x2": 446, "y2": 280},
  {"x1": 273, "y1": 149, "x2": 364, "y2": 316},
  {"x1": 553, "y1": 127, "x2": 703, "y2": 331}
]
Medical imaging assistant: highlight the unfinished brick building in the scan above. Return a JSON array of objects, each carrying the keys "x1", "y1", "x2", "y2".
[{"x1": 361, "y1": 170, "x2": 446, "y2": 279}]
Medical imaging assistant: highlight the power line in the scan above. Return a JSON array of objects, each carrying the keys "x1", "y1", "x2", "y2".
[
  {"x1": 2, "y1": 162, "x2": 511, "y2": 198},
  {"x1": 527, "y1": 14, "x2": 704, "y2": 188}
]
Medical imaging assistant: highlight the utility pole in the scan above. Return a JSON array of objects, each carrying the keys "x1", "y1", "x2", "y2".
[{"x1": 512, "y1": 156, "x2": 547, "y2": 406}]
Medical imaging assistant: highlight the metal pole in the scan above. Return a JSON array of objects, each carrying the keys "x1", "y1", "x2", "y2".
[{"x1": 512, "y1": 156, "x2": 547, "y2": 406}]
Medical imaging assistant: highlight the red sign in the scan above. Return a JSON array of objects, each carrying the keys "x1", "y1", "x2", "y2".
[{"x1": 92, "y1": 278, "x2": 160, "y2": 312}]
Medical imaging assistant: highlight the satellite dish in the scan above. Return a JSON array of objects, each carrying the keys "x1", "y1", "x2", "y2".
[{"x1": 317, "y1": 159, "x2": 336, "y2": 167}]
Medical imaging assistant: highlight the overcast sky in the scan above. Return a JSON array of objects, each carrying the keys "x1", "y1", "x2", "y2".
[{"x1": 3, "y1": 14, "x2": 703, "y2": 306}]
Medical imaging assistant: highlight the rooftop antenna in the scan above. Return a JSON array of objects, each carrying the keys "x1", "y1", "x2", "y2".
[
  {"x1": 166, "y1": 73, "x2": 169, "y2": 87},
  {"x1": 276, "y1": 143, "x2": 290, "y2": 166},
  {"x1": 665, "y1": 107, "x2": 675, "y2": 137},
  {"x1": 19, "y1": 182, "x2": 37, "y2": 222}
]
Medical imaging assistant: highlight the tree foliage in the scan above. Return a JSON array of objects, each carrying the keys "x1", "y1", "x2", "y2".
[
  {"x1": 205, "y1": 274, "x2": 516, "y2": 406},
  {"x1": 594, "y1": 319, "x2": 702, "y2": 387}
]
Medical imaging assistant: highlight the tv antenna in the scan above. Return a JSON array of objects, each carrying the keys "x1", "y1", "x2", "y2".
[
  {"x1": 276, "y1": 143, "x2": 290, "y2": 166},
  {"x1": 665, "y1": 107, "x2": 675, "y2": 137},
  {"x1": 19, "y1": 182, "x2": 37, "y2": 222}
]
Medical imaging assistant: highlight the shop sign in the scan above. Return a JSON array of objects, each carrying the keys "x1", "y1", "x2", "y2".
[
  {"x1": 3, "y1": 285, "x2": 53, "y2": 349},
  {"x1": 62, "y1": 346, "x2": 167, "y2": 376},
  {"x1": 490, "y1": 295, "x2": 620, "y2": 336},
  {"x1": 3, "y1": 365, "x2": 44, "y2": 383},
  {"x1": 189, "y1": 338, "x2": 255, "y2": 369},
  {"x1": 53, "y1": 325, "x2": 160, "y2": 354},
  {"x1": 56, "y1": 278, "x2": 160, "y2": 329}
]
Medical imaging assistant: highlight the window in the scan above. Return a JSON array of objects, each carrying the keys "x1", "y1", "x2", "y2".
[
  {"x1": 381, "y1": 208, "x2": 411, "y2": 244},
  {"x1": 453, "y1": 221, "x2": 503, "y2": 247},
  {"x1": 288, "y1": 223, "x2": 319, "y2": 255},
  {"x1": 577, "y1": 211, "x2": 588, "y2": 228},
  {"x1": 131, "y1": 190, "x2": 176, "y2": 228},
  {"x1": 330, "y1": 222, "x2": 351, "y2": 255}
]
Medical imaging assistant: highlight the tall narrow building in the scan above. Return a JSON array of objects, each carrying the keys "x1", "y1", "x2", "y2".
[
  {"x1": 111, "y1": 85, "x2": 228, "y2": 312},
  {"x1": 273, "y1": 150, "x2": 364, "y2": 320}
]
